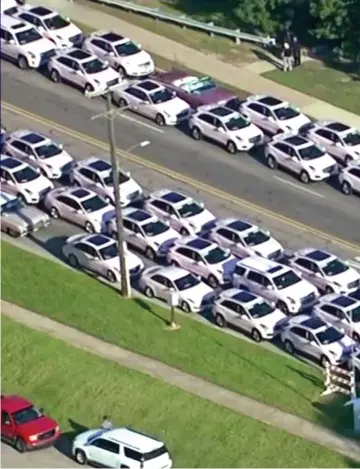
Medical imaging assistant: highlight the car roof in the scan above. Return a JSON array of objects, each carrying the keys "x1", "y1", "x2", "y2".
[
  {"x1": 103, "y1": 428, "x2": 163, "y2": 452},
  {"x1": 12, "y1": 130, "x2": 46, "y2": 145},
  {"x1": 223, "y1": 219, "x2": 253, "y2": 232},
  {"x1": 123, "y1": 208, "x2": 153, "y2": 223},
  {"x1": 69, "y1": 188, "x2": 93, "y2": 199},
  {"x1": 207, "y1": 106, "x2": 234, "y2": 118},
  {"x1": 300, "y1": 316, "x2": 327, "y2": 330},
  {"x1": 86, "y1": 158, "x2": 111, "y2": 172},
  {"x1": 1, "y1": 394, "x2": 33, "y2": 413},
  {"x1": 238, "y1": 256, "x2": 286, "y2": 274},
  {"x1": 136, "y1": 80, "x2": 161, "y2": 92},
  {"x1": 182, "y1": 237, "x2": 212, "y2": 251},
  {"x1": 329, "y1": 295, "x2": 358, "y2": 308},
  {"x1": 84, "y1": 234, "x2": 113, "y2": 247},
  {"x1": 257, "y1": 96, "x2": 284, "y2": 107},
  {"x1": 297, "y1": 248, "x2": 333, "y2": 262},
  {"x1": 151, "y1": 190, "x2": 187, "y2": 204},
  {"x1": 28, "y1": 6, "x2": 53, "y2": 16},
  {"x1": 0, "y1": 155, "x2": 24, "y2": 170},
  {"x1": 150, "y1": 265, "x2": 192, "y2": 280},
  {"x1": 99, "y1": 31, "x2": 125, "y2": 42},
  {"x1": 325, "y1": 121, "x2": 351, "y2": 133},
  {"x1": 229, "y1": 289, "x2": 258, "y2": 303},
  {"x1": 67, "y1": 49, "x2": 91, "y2": 61},
  {"x1": 1, "y1": 15, "x2": 29, "y2": 29},
  {"x1": 283, "y1": 135, "x2": 310, "y2": 147},
  {"x1": 0, "y1": 190, "x2": 17, "y2": 206}
]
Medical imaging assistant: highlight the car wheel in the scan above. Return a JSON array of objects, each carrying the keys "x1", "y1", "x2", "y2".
[
  {"x1": 84, "y1": 83, "x2": 94, "y2": 95},
  {"x1": 155, "y1": 114, "x2": 166, "y2": 126},
  {"x1": 50, "y1": 206, "x2": 60, "y2": 219},
  {"x1": 117, "y1": 65, "x2": 126, "y2": 78},
  {"x1": 344, "y1": 155, "x2": 353, "y2": 165},
  {"x1": 266, "y1": 155, "x2": 277, "y2": 169},
  {"x1": 144, "y1": 286, "x2": 154, "y2": 298},
  {"x1": 353, "y1": 332, "x2": 360, "y2": 342},
  {"x1": 251, "y1": 328, "x2": 262, "y2": 342},
  {"x1": 116, "y1": 97, "x2": 128, "y2": 108},
  {"x1": 191, "y1": 126, "x2": 202, "y2": 141},
  {"x1": 67, "y1": 254, "x2": 79, "y2": 268},
  {"x1": 106, "y1": 270, "x2": 117, "y2": 283},
  {"x1": 325, "y1": 286, "x2": 334, "y2": 294},
  {"x1": 6, "y1": 227, "x2": 20, "y2": 238},
  {"x1": 284, "y1": 340, "x2": 294, "y2": 355},
  {"x1": 207, "y1": 275, "x2": 219, "y2": 289},
  {"x1": 299, "y1": 170, "x2": 310, "y2": 184},
  {"x1": 50, "y1": 69, "x2": 60, "y2": 83},
  {"x1": 180, "y1": 227, "x2": 189, "y2": 236},
  {"x1": 17, "y1": 55, "x2": 29, "y2": 70},
  {"x1": 226, "y1": 140, "x2": 237, "y2": 154},
  {"x1": 341, "y1": 181, "x2": 352, "y2": 195},
  {"x1": 215, "y1": 313, "x2": 226, "y2": 328},
  {"x1": 104, "y1": 196, "x2": 112, "y2": 204},
  {"x1": 84, "y1": 221, "x2": 95, "y2": 233},
  {"x1": 145, "y1": 247, "x2": 156, "y2": 260},
  {"x1": 277, "y1": 301, "x2": 289, "y2": 315},
  {"x1": 75, "y1": 449, "x2": 87, "y2": 465},
  {"x1": 15, "y1": 438, "x2": 26, "y2": 453},
  {"x1": 181, "y1": 301, "x2": 191, "y2": 313},
  {"x1": 320, "y1": 355, "x2": 330, "y2": 368}
]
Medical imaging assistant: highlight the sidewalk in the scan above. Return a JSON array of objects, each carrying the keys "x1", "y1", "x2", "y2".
[
  {"x1": 2, "y1": 299, "x2": 360, "y2": 462},
  {"x1": 41, "y1": 0, "x2": 360, "y2": 127}
]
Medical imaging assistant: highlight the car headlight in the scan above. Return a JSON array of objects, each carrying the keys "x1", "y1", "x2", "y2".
[
  {"x1": 55, "y1": 425, "x2": 60, "y2": 432},
  {"x1": 94, "y1": 79, "x2": 100, "y2": 85},
  {"x1": 308, "y1": 166, "x2": 316, "y2": 171},
  {"x1": 23, "y1": 188, "x2": 33, "y2": 195},
  {"x1": 236, "y1": 136, "x2": 243, "y2": 141},
  {"x1": 286, "y1": 297, "x2": 296, "y2": 305},
  {"x1": 259, "y1": 324, "x2": 268, "y2": 331},
  {"x1": 28, "y1": 435, "x2": 38, "y2": 442},
  {"x1": 28, "y1": 52, "x2": 36, "y2": 59},
  {"x1": 329, "y1": 350, "x2": 337, "y2": 356},
  {"x1": 333, "y1": 281, "x2": 342, "y2": 288}
]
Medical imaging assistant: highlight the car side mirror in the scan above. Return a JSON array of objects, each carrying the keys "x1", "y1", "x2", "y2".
[
  {"x1": 8, "y1": 39, "x2": 15, "y2": 45},
  {"x1": 108, "y1": 51, "x2": 115, "y2": 57},
  {"x1": 265, "y1": 285, "x2": 273, "y2": 290},
  {"x1": 335, "y1": 142, "x2": 342, "y2": 147},
  {"x1": 66, "y1": 16, "x2": 70, "y2": 21},
  {"x1": 38, "y1": 26, "x2": 44, "y2": 32},
  {"x1": 291, "y1": 156, "x2": 298, "y2": 161},
  {"x1": 135, "y1": 232, "x2": 142, "y2": 238},
  {"x1": 59, "y1": 143, "x2": 63, "y2": 150},
  {"x1": 125, "y1": 171, "x2": 130, "y2": 177},
  {"x1": 199, "y1": 202, "x2": 204, "y2": 208},
  {"x1": 138, "y1": 43, "x2": 142, "y2": 49},
  {"x1": 76, "y1": 209, "x2": 82, "y2": 214},
  {"x1": 6, "y1": 180, "x2": 14, "y2": 186},
  {"x1": 39, "y1": 408, "x2": 44, "y2": 414}
]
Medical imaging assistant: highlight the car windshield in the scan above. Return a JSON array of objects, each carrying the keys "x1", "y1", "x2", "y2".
[
  {"x1": 81, "y1": 195, "x2": 108, "y2": 213},
  {"x1": 343, "y1": 131, "x2": 360, "y2": 146},
  {"x1": 180, "y1": 77, "x2": 216, "y2": 95},
  {"x1": 273, "y1": 270, "x2": 301, "y2": 289},
  {"x1": 316, "y1": 327, "x2": 344, "y2": 345},
  {"x1": 178, "y1": 201, "x2": 204, "y2": 218},
  {"x1": 224, "y1": 116, "x2": 250, "y2": 131},
  {"x1": 149, "y1": 88, "x2": 173, "y2": 104},
  {"x1": 13, "y1": 166, "x2": 39, "y2": 183},
  {"x1": 1, "y1": 198, "x2": 22, "y2": 214},
  {"x1": 103, "y1": 171, "x2": 130, "y2": 186},
  {"x1": 82, "y1": 58, "x2": 107, "y2": 74},
  {"x1": 350, "y1": 305, "x2": 360, "y2": 323},
  {"x1": 204, "y1": 246, "x2": 230, "y2": 264},
  {"x1": 249, "y1": 300, "x2": 274, "y2": 318},
  {"x1": 35, "y1": 143, "x2": 62, "y2": 159},
  {"x1": 142, "y1": 220, "x2": 168, "y2": 237},
  {"x1": 15, "y1": 28, "x2": 42, "y2": 45},
  {"x1": 322, "y1": 258, "x2": 348, "y2": 276},
  {"x1": 114, "y1": 40, "x2": 140, "y2": 56},
  {"x1": 174, "y1": 273, "x2": 200, "y2": 291},
  {"x1": 44, "y1": 14, "x2": 69, "y2": 30},
  {"x1": 243, "y1": 229, "x2": 270, "y2": 246},
  {"x1": 12, "y1": 406, "x2": 42, "y2": 425},
  {"x1": 99, "y1": 242, "x2": 117, "y2": 260},
  {"x1": 298, "y1": 144, "x2": 325, "y2": 161},
  {"x1": 273, "y1": 106, "x2": 299, "y2": 121}
]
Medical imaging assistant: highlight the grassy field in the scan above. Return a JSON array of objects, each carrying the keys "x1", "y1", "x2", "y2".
[
  {"x1": 265, "y1": 61, "x2": 360, "y2": 116},
  {"x1": 2, "y1": 316, "x2": 358, "y2": 468},
  {"x1": 1, "y1": 241, "x2": 354, "y2": 433}
]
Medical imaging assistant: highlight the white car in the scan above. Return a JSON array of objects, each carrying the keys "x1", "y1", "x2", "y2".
[
  {"x1": 14, "y1": 5, "x2": 83, "y2": 49},
  {"x1": 264, "y1": 134, "x2": 338, "y2": 183},
  {"x1": 70, "y1": 157, "x2": 143, "y2": 206},
  {"x1": 112, "y1": 79, "x2": 191, "y2": 126},
  {"x1": 213, "y1": 288, "x2": 287, "y2": 341},
  {"x1": 188, "y1": 105, "x2": 264, "y2": 154},
  {"x1": 1, "y1": 126, "x2": 7, "y2": 146},
  {"x1": 232, "y1": 256, "x2": 319, "y2": 315},
  {"x1": 72, "y1": 427, "x2": 172, "y2": 469},
  {"x1": 289, "y1": 248, "x2": 360, "y2": 295},
  {"x1": 139, "y1": 265, "x2": 215, "y2": 313},
  {"x1": 240, "y1": 95, "x2": 311, "y2": 135},
  {"x1": 313, "y1": 294, "x2": 360, "y2": 342},
  {"x1": 1, "y1": 0, "x2": 19, "y2": 15},
  {"x1": 0, "y1": 14, "x2": 56, "y2": 69},
  {"x1": 48, "y1": 48, "x2": 121, "y2": 94},
  {"x1": 63, "y1": 233, "x2": 143, "y2": 283},
  {"x1": 108, "y1": 207, "x2": 181, "y2": 260},
  {"x1": 4, "y1": 129, "x2": 75, "y2": 179},
  {"x1": 281, "y1": 314, "x2": 354, "y2": 367},
  {"x1": 44, "y1": 187, "x2": 115, "y2": 233},
  {"x1": 306, "y1": 121, "x2": 360, "y2": 165},
  {"x1": 144, "y1": 189, "x2": 216, "y2": 236},
  {"x1": 83, "y1": 30, "x2": 154, "y2": 78},
  {"x1": 0, "y1": 154, "x2": 53, "y2": 204},
  {"x1": 209, "y1": 218, "x2": 283, "y2": 260},
  {"x1": 167, "y1": 236, "x2": 237, "y2": 288},
  {"x1": 339, "y1": 162, "x2": 360, "y2": 196}
]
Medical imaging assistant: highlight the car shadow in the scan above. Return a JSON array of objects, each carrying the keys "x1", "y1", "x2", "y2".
[
  {"x1": 27, "y1": 234, "x2": 68, "y2": 263},
  {"x1": 54, "y1": 419, "x2": 89, "y2": 460}
]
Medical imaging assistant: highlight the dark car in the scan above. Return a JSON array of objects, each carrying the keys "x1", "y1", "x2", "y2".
[
  {"x1": 153, "y1": 69, "x2": 236, "y2": 110},
  {"x1": 349, "y1": 289, "x2": 360, "y2": 301}
]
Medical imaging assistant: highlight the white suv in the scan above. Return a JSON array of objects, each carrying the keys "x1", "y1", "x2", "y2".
[
  {"x1": 0, "y1": 14, "x2": 56, "y2": 69},
  {"x1": 14, "y1": 5, "x2": 83, "y2": 49},
  {"x1": 265, "y1": 134, "x2": 337, "y2": 183},
  {"x1": 289, "y1": 248, "x2": 360, "y2": 294},
  {"x1": 240, "y1": 95, "x2": 311, "y2": 135},
  {"x1": 83, "y1": 30, "x2": 154, "y2": 78},
  {"x1": 306, "y1": 121, "x2": 360, "y2": 165},
  {"x1": 213, "y1": 288, "x2": 287, "y2": 341},
  {"x1": 48, "y1": 48, "x2": 121, "y2": 94},
  {"x1": 339, "y1": 162, "x2": 360, "y2": 196},
  {"x1": 189, "y1": 105, "x2": 263, "y2": 154},
  {"x1": 232, "y1": 256, "x2": 319, "y2": 315}
]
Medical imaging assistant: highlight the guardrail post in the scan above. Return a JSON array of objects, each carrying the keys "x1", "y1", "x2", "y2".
[
  {"x1": 234, "y1": 29, "x2": 241, "y2": 44},
  {"x1": 180, "y1": 15, "x2": 186, "y2": 29},
  {"x1": 207, "y1": 22, "x2": 214, "y2": 37}
]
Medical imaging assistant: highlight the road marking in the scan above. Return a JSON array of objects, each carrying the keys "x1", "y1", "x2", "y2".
[
  {"x1": 2, "y1": 101, "x2": 360, "y2": 254},
  {"x1": 118, "y1": 112, "x2": 165, "y2": 133},
  {"x1": 349, "y1": 258, "x2": 360, "y2": 270},
  {"x1": 274, "y1": 176, "x2": 325, "y2": 199}
]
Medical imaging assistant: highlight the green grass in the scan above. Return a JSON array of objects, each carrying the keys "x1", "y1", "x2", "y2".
[
  {"x1": 1, "y1": 241, "x2": 354, "y2": 432},
  {"x1": 2, "y1": 316, "x2": 358, "y2": 467},
  {"x1": 264, "y1": 61, "x2": 360, "y2": 116}
]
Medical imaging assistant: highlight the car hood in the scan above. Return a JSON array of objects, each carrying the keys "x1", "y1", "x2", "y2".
[
  {"x1": 22, "y1": 37, "x2": 55, "y2": 54},
  {"x1": 2, "y1": 206, "x2": 49, "y2": 228},
  {"x1": 216, "y1": 256, "x2": 238, "y2": 275},
  {"x1": 151, "y1": 227, "x2": 181, "y2": 247},
  {"x1": 89, "y1": 206, "x2": 115, "y2": 224},
  {"x1": 326, "y1": 268, "x2": 360, "y2": 288},
  {"x1": 230, "y1": 123, "x2": 263, "y2": 140},
  {"x1": 184, "y1": 209, "x2": 216, "y2": 230},
  {"x1": 118, "y1": 178, "x2": 142, "y2": 201},
  {"x1": 74, "y1": 428, "x2": 107, "y2": 446},
  {"x1": 282, "y1": 113, "x2": 311, "y2": 131},
  {"x1": 323, "y1": 335, "x2": 354, "y2": 357},
  {"x1": 254, "y1": 308, "x2": 288, "y2": 330},
  {"x1": 250, "y1": 238, "x2": 283, "y2": 258},
  {"x1": 303, "y1": 153, "x2": 337, "y2": 170},
  {"x1": 154, "y1": 97, "x2": 190, "y2": 115},
  {"x1": 17, "y1": 416, "x2": 58, "y2": 437},
  {"x1": 89, "y1": 66, "x2": 119, "y2": 82},
  {"x1": 194, "y1": 87, "x2": 234, "y2": 106},
  {"x1": 51, "y1": 23, "x2": 81, "y2": 40},
  {"x1": 181, "y1": 281, "x2": 214, "y2": 305},
  {"x1": 105, "y1": 250, "x2": 143, "y2": 271},
  {"x1": 280, "y1": 279, "x2": 317, "y2": 301},
  {"x1": 40, "y1": 151, "x2": 73, "y2": 170},
  {"x1": 19, "y1": 174, "x2": 53, "y2": 193},
  {"x1": 346, "y1": 143, "x2": 360, "y2": 158},
  {"x1": 121, "y1": 49, "x2": 153, "y2": 67}
]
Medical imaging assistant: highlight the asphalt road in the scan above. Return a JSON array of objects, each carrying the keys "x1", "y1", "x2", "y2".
[{"x1": 2, "y1": 61, "x2": 360, "y2": 246}]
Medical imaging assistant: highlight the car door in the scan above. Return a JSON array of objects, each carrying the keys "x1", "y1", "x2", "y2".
[
  {"x1": 292, "y1": 257, "x2": 319, "y2": 285},
  {"x1": 233, "y1": 303, "x2": 253, "y2": 332},
  {"x1": 245, "y1": 270, "x2": 265, "y2": 297},
  {"x1": 174, "y1": 247, "x2": 195, "y2": 273},
  {"x1": 56, "y1": 195, "x2": 83, "y2": 224},
  {"x1": 318, "y1": 304, "x2": 349, "y2": 335},
  {"x1": 313, "y1": 129, "x2": 333, "y2": 155},
  {"x1": 305, "y1": 331, "x2": 321, "y2": 359},
  {"x1": 263, "y1": 107, "x2": 278, "y2": 134},
  {"x1": 273, "y1": 142, "x2": 291, "y2": 167},
  {"x1": 123, "y1": 219, "x2": 144, "y2": 251},
  {"x1": 5, "y1": 139, "x2": 27, "y2": 159},
  {"x1": 288, "y1": 326, "x2": 310, "y2": 354},
  {"x1": 88, "y1": 38, "x2": 108, "y2": 61},
  {"x1": 285, "y1": 147, "x2": 302, "y2": 175},
  {"x1": 0, "y1": 168, "x2": 17, "y2": 196},
  {"x1": 87, "y1": 438, "x2": 120, "y2": 468},
  {"x1": 56, "y1": 56, "x2": 75, "y2": 82},
  {"x1": 134, "y1": 89, "x2": 153, "y2": 118},
  {"x1": 246, "y1": 103, "x2": 267, "y2": 129},
  {"x1": 71, "y1": 60, "x2": 85, "y2": 88},
  {"x1": 1, "y1": 411, "x2": 16, "y2": 443},
  {"x1": 1, "y1": 29, "x2": 17, "y2": 60},
  {"x1": 348, "y1": 167, "x2": 360, "y2": 193},
  {"x1": 215, "y1": 228, "x2": 244, "y2": 258},
  {"x1": 150, "y1": 274, "x2": 170, "y2": 300},
  {"x1": 124, "y1": 87, "x2": 144, "y2": 111},
  {"x1": 77, "y1": 243, "x2": 104, "y2": 275},
  {"x1": 196, "y1": 113, "x2": 216, "y2": 140},
  {"x1": 220, "y1": 299, "x2": 240, "y2": 327},
  {"x1": 147, "y1": 198, "x2": 168, "y2": 221},
  {"x1": 76, "y1": 167, "x2": 94, "y2": 188}
]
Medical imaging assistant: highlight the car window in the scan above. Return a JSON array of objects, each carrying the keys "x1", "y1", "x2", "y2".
[
  {"x1": 349, "y1": 168, "x2": 360, "y2": 179},
  {"x1": 320, "y1": 304, "x2": 338, "y2": 317},
  {"x1": 123, "y1": 219, "x2": 134, "y2": 232},
  {"x1": 151, "y1": 274, "x2": 167, "y2": 286},
  {"x1": 306, "y1": 331, "x2": 316, "y2": 342},
  {"x1": 124, "y1": 447, "x2": 143, "y2": 461},
  {"x1": 247, "y1": 271, "x2": 264, "y2": 284},
  {"x1": 262, "y1": 107, "x2": 272, "y2": 117},
  {"x1": 235, "y1": 265, "x2": 246, "y2": 276},
  {"x1": 136, "y1": 90, "x2": 150, "y2": 102},
  {"x1": 274, "y1": 143, "x2": 290, "y2": 154},
  {"x1": 57, "y1": 195, "x2": 80, "y2": 210},
  {"x1": 226, "y1": 98, "x2": 240, "y2": 111},
  {"x1": 316, "y1": 129, "x2": 332, "y2": 141},
  {"x1": 291, "y1": 326, "x2": 307, "y2": 338},
  {"x1": 198, "y1": 114, "x2": 214, "y2": 125},
  {"x1": 0, "y1": 169, "x2": 11, "y2": 181},
  {"x1": 2, "y1": 411, "x2": 11, "y2": 424},
  {"x1": 248, "y1": 103, "x2": 264, "y2": 115},
  {"x1": 221, "y1": 299, "x2": 238, "y2": 312},
  {"x1": 92, "y1": 38, "x2": 107, "y2": 50},
  {"x1": 132, "y1": 223, "x2": 142, "y2": 234},
  {"x1": 164, "y1": 203, "x2": 176, "y2": 216},
  {"x1": 11, "y1": 140, "x2": 28, "y2": 153},
  {"x1": 91, "y1": 438, "x2": 119, "y2": 453},
  {"x1": 294, "y1": 258, "x2": 312, "y2": 270},
  {"x1": 126, "y1": 88, "x2": 144, "y2": 100},
  {"x1": 58, "y1": 56, "x2": 74, "y2": 68},
  {"x1": 150, "y1": 199, "x2": 168, "y2": 212},
  {"x1": 287, "y1": 147, "x2": 297, "y2": 158},
  {"x1": 79, "y1": 167, "x2": 94, "y2": 180},
  {"x1": 0, "y1": 28, "x2": 6, "y2": 40},
  {"x1": 217, "y1": 228, "x2": 234, "y2": 241},
  {"x1": 176, "y1": 247, "x2": 193, "y2": 259},
  {"x1": 192, "y1": 251, "x2": 203, "y2": 262}
]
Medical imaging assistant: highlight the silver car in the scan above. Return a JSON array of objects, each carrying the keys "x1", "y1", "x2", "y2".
[
  {"x1": 1, "y1": 190, "x2": 50, "y2": 237},
  {"x1": 44, "y1": 187, "x2": 115, "y2": 233}
]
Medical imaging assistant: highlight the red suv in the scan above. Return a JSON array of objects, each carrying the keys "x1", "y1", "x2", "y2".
[{"x1": 1, "y1": 394, "x2": 60, "y2": 452}]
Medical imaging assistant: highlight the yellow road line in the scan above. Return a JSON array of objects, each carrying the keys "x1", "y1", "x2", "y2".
[{"x1": 3, "y1": 101, "x2": 360, "y2": 254}]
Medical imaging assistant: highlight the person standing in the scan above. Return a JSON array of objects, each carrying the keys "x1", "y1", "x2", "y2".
[
  {"x1": 293, "y1": 37, "x2": 301, "y2": 67},
  {"x1": 282, "y1": 42, "x2": 293, "y2": 72},
  {"x1": 101, "y1": 415, "x2": 113, "y2": 430}
]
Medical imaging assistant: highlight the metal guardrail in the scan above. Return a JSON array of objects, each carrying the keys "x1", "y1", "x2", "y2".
[{"x1": 91, "y1": 0, "x2": 275, "y2": 46}]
